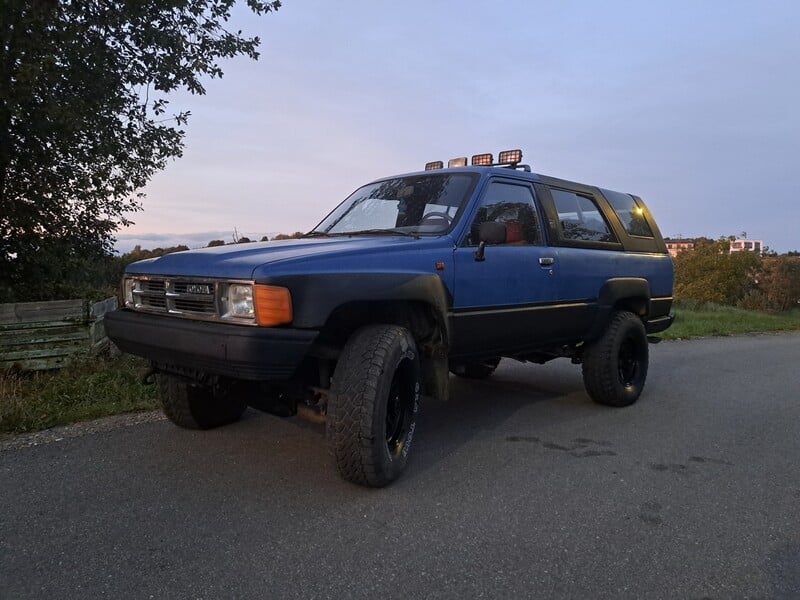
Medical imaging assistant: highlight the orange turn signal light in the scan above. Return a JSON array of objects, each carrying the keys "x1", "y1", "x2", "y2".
[{"x1": 254, "y1": 285, "x2": 292, "y2": 326}]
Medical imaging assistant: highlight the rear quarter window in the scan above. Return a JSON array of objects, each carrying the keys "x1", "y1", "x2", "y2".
[
  {"x1": 603, "y1": 190, "x2": 655, "y2": 238},
  {"x1": 550, "y1": 188, "x2": 616, "y2": 243}
]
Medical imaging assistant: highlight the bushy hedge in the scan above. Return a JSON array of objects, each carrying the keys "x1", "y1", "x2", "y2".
[{"x1": 673, "y1": 238, "x2": 800, "y2": 311}]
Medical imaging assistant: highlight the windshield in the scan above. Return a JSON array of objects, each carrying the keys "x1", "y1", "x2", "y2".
[{"x1": 311, "y1": 173, "x2": 477, "y2": 236}]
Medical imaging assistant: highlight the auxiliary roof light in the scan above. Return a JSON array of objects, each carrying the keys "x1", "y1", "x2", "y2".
[
  {"x1": 448, "y1": 157, "x2": 468, "y2": 168},
  {"x1": 425, "y1": 161, "x2": 443, "y2": 171},
  {"x1": 498, "y1": 149, "x2": 523, "y2": 165},
  {"x1": 471, "y1": 153, "x2": 493, "y2": 166}
]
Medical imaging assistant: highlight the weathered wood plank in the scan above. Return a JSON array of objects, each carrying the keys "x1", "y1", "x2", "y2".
[
  {"x1": 0, "y1": 297, "x2": 116, "y2": 371},
  {"x1": 0, "y1": 326, "x2": 89, "y2": 346},
  {"x1": 90, "y1": 297, "x2": 118, "y2": 320},
  {"x1": 0, "y1": 320, "x2": 79, "y2": 332},
  {"x1": 0, "y1": 299, "x2": 85, "y2": 325},
  {"x1": 1, "y1": 342, "x2": 87, "y2": 362},
  {"x1": 6, "y1": 356, "x2": 73, "y2": 371}
]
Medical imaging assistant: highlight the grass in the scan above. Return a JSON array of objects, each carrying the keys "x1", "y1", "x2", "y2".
[
  {"x1": 662, "y1": 301, "x2": 800, "y2": 340},
  {"x1": 0, "y1": 354, "x2": 159, "y2": 434},
  {"x1": 2, "y1": 302, "x2": 799, "y2": 435}
]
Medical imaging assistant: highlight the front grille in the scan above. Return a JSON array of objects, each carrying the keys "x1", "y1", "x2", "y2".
[
  {"x1": 131, "y1": 277, "x2": 227, "y2": 321},
  {"x1": 142, "y1": 280, "x2": 166, "y2": 293},
  {"x1": 141, "y1": 295, "x2": 167, "y2": 309},
  {"x1": 173, "y1": 297, "x2": 215, "y2": 313}
]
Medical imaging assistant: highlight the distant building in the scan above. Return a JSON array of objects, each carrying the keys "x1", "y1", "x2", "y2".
[
  {"x1": 664, "y1": 238, "x2": 695, "y2": 258},
  {"x1": 730, "y1": 239, "x2": 763, "y2": 255}
]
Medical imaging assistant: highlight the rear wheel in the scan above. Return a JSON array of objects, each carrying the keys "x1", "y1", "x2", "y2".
[
  {"x1": 327, "y1": 325, "x2": 421, "y2": 487},
  {"x1": 582, "y1": 311, "x2": 648, "y2": 407},
  {"x1": 158, "y1": 375, "x2": 247, "y2": 429}
]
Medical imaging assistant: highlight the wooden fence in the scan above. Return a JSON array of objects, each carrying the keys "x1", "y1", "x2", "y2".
[{"x1": 0, "y1": 297, "x2": 117, "y2": 371}]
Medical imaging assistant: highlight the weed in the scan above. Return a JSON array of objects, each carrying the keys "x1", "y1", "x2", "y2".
[
  {"x1": 0, "y1": 354, "x2": 158, "y2": 434},
  {"x1": 663, "y1": 301, "x2": 800, "y2": 340}
]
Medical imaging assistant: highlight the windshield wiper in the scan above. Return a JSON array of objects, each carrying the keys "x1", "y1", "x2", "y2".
[
  {"x1": 303, "y1": 231, "x2": 331, "y2": 237},
  {"x1": 341, "y1": 228, "x2": 419, "y2": 239}
]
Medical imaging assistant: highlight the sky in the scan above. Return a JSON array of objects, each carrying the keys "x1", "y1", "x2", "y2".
[{"x1": 118, "y1": 0, "x2": 800, "y2": 253}]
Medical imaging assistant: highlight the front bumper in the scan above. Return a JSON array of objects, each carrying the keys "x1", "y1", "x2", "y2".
[{"x1": 105, "y1": 310, "x2": 319, "y2": 381}]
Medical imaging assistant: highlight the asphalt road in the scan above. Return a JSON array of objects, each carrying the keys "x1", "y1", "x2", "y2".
[{"x1": 2, "y1": 333, "x2": 799, "y2": 599}]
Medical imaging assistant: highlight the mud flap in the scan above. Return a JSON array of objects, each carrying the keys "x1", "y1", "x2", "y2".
[{"x1": 422, "y1": 354, "x2": 449, "y2": 402}]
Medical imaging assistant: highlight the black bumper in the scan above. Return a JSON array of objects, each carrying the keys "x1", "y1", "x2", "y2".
[
  {"x1": 105, "y1": 310, "x2": 319, "y2": 381},
  {"x1": 645, "y1": 313, "x2": 675, "y2": 334}
]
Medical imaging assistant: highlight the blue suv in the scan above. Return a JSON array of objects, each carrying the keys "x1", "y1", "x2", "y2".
[{"x1": 106, "y1": 149, "x2": 674, "y2": 487}]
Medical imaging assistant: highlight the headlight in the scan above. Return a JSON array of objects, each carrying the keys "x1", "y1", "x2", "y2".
[{"x1": 223, "y1": 283, "x2": 255, "y2": 319}]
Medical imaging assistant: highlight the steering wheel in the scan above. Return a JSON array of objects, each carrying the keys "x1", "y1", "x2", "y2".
[{"x1": 419, "y1": 211, "x2": 453, "y2": 226}]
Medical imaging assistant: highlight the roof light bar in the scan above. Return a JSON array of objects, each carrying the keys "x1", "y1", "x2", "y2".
[
  {"x1": 448, "y1": 157, "x2": 468, "y2": 168},
  {"x1": 471, "y1": 153, "x2": 493, "y2": 166},
  {"x1": 498, "y1": 149, "x2": 522, "y2": 165},
  {"x1": 426, "y1": 149, "x2": 526, "y2": 171}
]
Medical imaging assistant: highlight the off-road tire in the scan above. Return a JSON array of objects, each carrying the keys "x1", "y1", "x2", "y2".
[
  {"x1": 158, "y1": 375, "x2": 247, "y2": 430},
  {"x1": 450, "y1": 357, "x2": 501, "y2": 379},
  {"x1": 582, "y1": 310, "x2": 648, "y2": 407},
  {"x1": 327, "y1": 325, "x2": 421, "y2": 487}
]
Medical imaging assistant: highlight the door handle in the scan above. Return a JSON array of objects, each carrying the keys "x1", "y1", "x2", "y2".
[{"x1": 538, "y1": 257, "x2": 555, "y2": 266}]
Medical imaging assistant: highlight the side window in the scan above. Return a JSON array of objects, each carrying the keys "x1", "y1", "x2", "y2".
[
  {"x1": 466, "y1": 182, "x2": 542, "y2": 246},
  {"x1": 603, "y1": 190, "x2": 655, "y2": 238},
  {"x1": 550, "y1": 188, "x2": 616, "y2": 243}
]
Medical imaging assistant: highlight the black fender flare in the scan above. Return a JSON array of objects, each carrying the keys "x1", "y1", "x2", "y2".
[
  {"x1": 256, "y1": 272, "x2": 451, "y2": 337},
  {"x1": 586, "y1": 277, "x2": 651, "y2": 341}
]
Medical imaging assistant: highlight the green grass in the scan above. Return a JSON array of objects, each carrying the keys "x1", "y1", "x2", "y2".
[
  {"x1": 662, "y1": 301, "x2": 800, "y2": 340},
  {"x1": 0, "y1": 354, "x2": 159, "y2": 434}
]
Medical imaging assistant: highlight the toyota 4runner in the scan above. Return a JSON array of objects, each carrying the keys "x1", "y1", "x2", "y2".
[{"x1": 106, "y1": 149, "x2": 674, "y2": 487}]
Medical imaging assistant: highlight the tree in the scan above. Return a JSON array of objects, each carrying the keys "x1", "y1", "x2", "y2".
[
  {"x1": 207, "y1": 239, "x2": 226, "y2": 247},
  {"x1": 273, "y1": 231, "x2": 305, "y2": 240},
  {"x1": 0, "y1": 0, "x2": 281, "y2": 302},
  {"x1": 673, "y1": 237, "x2": 761, "y2": 305},
  {"x1": 740, "y1": 256, "x2": 800, "y2": 311}
]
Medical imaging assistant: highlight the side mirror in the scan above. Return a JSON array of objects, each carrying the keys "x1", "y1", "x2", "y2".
[{"x1": 474, "y1": 221, "x2": 506, "y2": 261}]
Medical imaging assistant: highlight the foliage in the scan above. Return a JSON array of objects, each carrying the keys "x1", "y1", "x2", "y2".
[
  {"x1": 663, "y1": 300, "x2": 800, "y2": 340},
  {"x1": 673, "y1": 238, "x2": 760, "y2": 305},
  {"x1": 0, "y1": 354, "x2": 159, "y2": 434},
  {"x1": 0, "y1": 0, "x2": 281, "y2": 303},
  {"x1": 739, "y1": 257, "x2": 800, "y2": 311},
  {"x1": 272, "y1": 232, "x2": 305, "y2": 240}
]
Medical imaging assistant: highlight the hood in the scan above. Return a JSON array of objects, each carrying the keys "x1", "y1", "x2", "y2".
[{"x1": 125, "y1": 235, "x2": 448, "y2": 279}]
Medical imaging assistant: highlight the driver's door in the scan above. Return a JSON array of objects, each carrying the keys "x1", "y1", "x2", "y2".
[{"x1": 450, "y1": 179, "x2": 560, "y2": 357}]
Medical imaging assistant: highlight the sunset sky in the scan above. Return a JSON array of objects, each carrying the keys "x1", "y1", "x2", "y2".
[{"x1": 119, "y1": 0, "x2": 800, "y2": 253}]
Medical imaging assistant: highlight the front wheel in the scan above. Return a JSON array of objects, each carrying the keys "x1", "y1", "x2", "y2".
[
  {"x1": 327, "y1": 325, "x2": 421, "y2": 487},
  {"x1": 581, "y1": 311, "x2": 649, "y2": 407}
]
